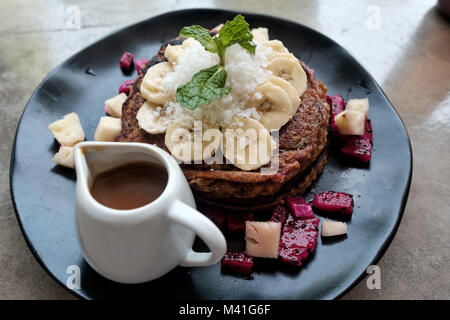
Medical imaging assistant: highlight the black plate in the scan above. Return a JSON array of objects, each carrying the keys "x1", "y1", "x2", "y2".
[{"x1": 10, "y1": 9, "x2": 412, "y2": 300}]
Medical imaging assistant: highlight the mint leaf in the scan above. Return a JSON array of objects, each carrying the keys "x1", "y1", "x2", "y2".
[
  {"x1": 179, "y1": 25, "x2": 217, "y2": 53},
  {"x1": 237, "y1": 39, "x2": 256, "y2": 54},
  {"x1": 175, "y1": 15, "x2": 255, "y2": 110},
  {"x1": 218, "y1": 14, "x2": 255, "y2": 54},
  {"x1": 176, "y1": 64, "x2": 231, "y2": 110}
]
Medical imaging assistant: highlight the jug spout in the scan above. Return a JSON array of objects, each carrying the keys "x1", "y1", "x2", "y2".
[{"x1": 73, "y1": 141, "x2": 182, "y2": 191}]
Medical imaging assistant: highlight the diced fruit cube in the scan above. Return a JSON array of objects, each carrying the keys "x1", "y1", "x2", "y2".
[
  {"x1": 48, "y1": 112, "x2": 85, "y2": 147},
  {"x1": 312, "y1": 191, "x2": 354, "y2": 215},
  {"x1": 118, "y1": 79, "x2": 135, "y2": 95},
  {"x1": 204, "y1": 205, "x2": 226, "y2": 231},
  {"x1": 334, "y1": 110, "x2": 365, "y2": 135},
  {"x1": 245, "y1": 221, "x2": 282, "y2": 258},
  {"x1": 341, "y1": 136, "x2": 372, "y2": 162},
  {"x1": 94, "y1": 116, "x2": 121, "y2": 142},
  {"x1": 269, "y1": 205, "x2": 289, "y2": 225},
  {"x1": 135, "y1": 59, "x2": 149, "y2": 75},
  {"x1": 221, "y1": 251, "x2": 254, "y2": 278},
  {"x1": 227, "y1": 212, "x2": 253, "y2": 234},
  {"x1": 330, "y1": 117, "x2": 341, "y2": 140},
  {"x1": 52, "y1": 146, "x2": 74, "y2": 168},
  {"x1": 119, "y1": 51, "x2": 134, "y2": 71},
  {"x1": 286, "y1": 196, "x2": 315, "y2": 219},
  {"x1": 362, "y1": 119, "x2": 373, "y2": 142},
  {"x1": 104, "y1": 93, "x2": 127, "y2": 118},
  {"x1": 346, "y1": 98, "x2": 369, "y2": 118},
  {"x1": 327, "y1": 94, "x2": 346, "y2": 116},
  {"x1": 321, "y1": 220, "x2": 347, "y2": 237},
  {"x1": 279, "y1": 215, "x2": 320, "y2": 267}
]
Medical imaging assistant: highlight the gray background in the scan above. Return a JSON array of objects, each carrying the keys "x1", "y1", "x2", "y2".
[{"x1": 0, "y1": 0, "x2": 449, "y2": 299}]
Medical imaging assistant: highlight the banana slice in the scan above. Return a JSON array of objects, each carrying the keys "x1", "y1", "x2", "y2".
[
  {"x1": 265, "y1": 54, "x2": 307, "y2": 96},
  {"x1": 140, "y1": 62, "x2": 173, "y2": 105},
  {"x1": 48, "y1": 112, "x2": 85, "y2": 147},
  {"x1": 164, "y1": 38, "x2": 196, "y2": 64},
  {"x1": 267, "y1": 76, "x2": 301, "y2": 112},
  {"x1": 247, "y1": 80, "x2": 293, "y2": 131},
  {"x1": 222, "y1": 118, "x2": 275, "y2": 171},
  {"x1": 94, "y1": 116, "x2": 122, "y2": 141},
  {"x1": 252, "y1": 28, "x2": 269, "y2": 42},
  {"x1": 165, "y1": 122, "x2": 221, "y2": 163},
  {"x1": 105, "y1": 93, "x2": 127, "y2": 118},
  {"x1": 211, "y1": 24, "x2": 223, "y2": 33},
  {"x1": 136, "y1": 102, "x2": 170, "y2": 134},
  {"x1": 259, "y1": 40, "x2": 288, "y2": 54},
  {"x1": 52, "y1": 146, "x2": 74, "y2": 169}
]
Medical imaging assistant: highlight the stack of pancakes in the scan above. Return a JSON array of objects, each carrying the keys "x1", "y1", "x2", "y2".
[{"x1": 116, "y1": 37, "x2": 330, "y2": 211}]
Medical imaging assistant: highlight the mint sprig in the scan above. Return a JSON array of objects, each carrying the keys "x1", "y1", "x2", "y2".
[
  {"x1": 176, "y1": 65, "x2": 231, "y2": 110},
  {"x1": 176, "y1": 15, "x2": 256, "y2": 109},
  {"x1": 179, "y1": 25, "x2": 217, "y2": 54}
]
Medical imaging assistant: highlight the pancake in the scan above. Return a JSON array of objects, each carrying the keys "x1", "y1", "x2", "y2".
[{"x1": 116, "y1": 37, "x2": 330, "y2": 211}]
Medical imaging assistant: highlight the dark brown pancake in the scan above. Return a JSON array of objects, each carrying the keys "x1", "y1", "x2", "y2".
[{"x1": 116, "y1": 37, "x2": 330, "y2": 211}]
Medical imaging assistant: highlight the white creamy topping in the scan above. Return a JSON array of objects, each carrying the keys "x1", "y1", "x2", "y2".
[{"x1": 159, "y1": 39, "x2": 272, "y2": 128}]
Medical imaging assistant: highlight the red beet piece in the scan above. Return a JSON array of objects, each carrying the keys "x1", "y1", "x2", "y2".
[
  {"x1": 327, "y1": 94, "x2": 346, "y2": 141},
  {"x1": 329, "y1": 94, "x2": 346, "y2": 116},
  {"x1": 204, "y1": 205, "x2": 226, "y2": 231},
  {"x1": 312, "y1": 191, "x2": 354, "y2": 215},
  {"x1": 119, "y1": 51, "x2": 134, "y2": 71},
  {"x1": 135, "y1": 59, "x2": 149, "y2": 75},
  {"x1": 118, "y1": 79, "x2": 135, "y2": 95},
  {"x1": 221, "y1": 251, "x2": 254, "y2": 278},
  {"x1": 227, "y1": 212, "x2": 253, "y2": 234},
  {"x1": 341, "y1": 136, "x2": 372, "y2": 162},
  {"x1": 362, "y1": 119, "x2": 373, "y2": 142},
  {"x1": 286, "y1": 196, "x2": 315, "y2": 219},
  {"x1": 279, "y1": 216, "x2": 320, "y2": 267},
  {"x1": 326, "y1": 94, "x2": 332, "y2": 107},
  {"x1": 270, "y1": 205, "x2": 289, "y2": 225}
]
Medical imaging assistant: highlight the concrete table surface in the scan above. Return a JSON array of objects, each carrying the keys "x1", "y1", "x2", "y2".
[{"x1": 0, "y1": 0, "x2": 449, "y2": 300}]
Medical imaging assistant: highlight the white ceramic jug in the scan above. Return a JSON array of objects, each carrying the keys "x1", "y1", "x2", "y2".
[{"x1": 73, "y1": 141, "x2": 227, "y2": 284}]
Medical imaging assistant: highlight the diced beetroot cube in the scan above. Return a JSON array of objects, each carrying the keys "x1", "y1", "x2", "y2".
[
  {"x1": 327, "y1": 94, "x2": 347, "y2": 142},
  {"x1": 221, "y1": 251, "x2": 254, "y2": 278},
  {"x1": 269, "y1": 205, "x2": 289, "y2": 225},
  {"x1": 329, "y1": 94, "x2": 346, "y2": 116},
  {"x1": 279, "y1": 215, "x2": 320, "y2": 267},
  {"x1": 362, "y1": 119, "x2": 373, "y2": 142},
  {"x1": 341, "y1": 136, "x2": 372, "y2": 162},
  {"x1": 135, "y1": 59, "x2": 149, "y2": 75},
  {"x1": 118, "y1": 79, "x2": 135, "y2": 95},
  {"x1": 119, "y1": 51, "x2": 134, "y2": 71},
  {"x1": 204, "y1": 205, "x2": 226, "y2": 231},
  {"x1": 286, "y1": 196, "x2": 315, "y2": 219},
  {"x1": 312, "y1": 191, "x2": 354, "y2": 215},
  {"x1": 227, "y1": 212, "x2": 253, "y2": 234},
  {"x1": 330, "y1": 118, "x2": 342, "y2": 140}
]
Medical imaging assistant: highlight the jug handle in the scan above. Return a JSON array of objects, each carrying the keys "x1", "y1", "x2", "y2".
[{"x1": 168, "y1": 200, "x2": 227, "y2": 267}]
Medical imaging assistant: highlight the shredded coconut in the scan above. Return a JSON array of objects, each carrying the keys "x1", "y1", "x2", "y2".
[{"x1": 158, "y1": 39, "x2": 272, "y2": 128}]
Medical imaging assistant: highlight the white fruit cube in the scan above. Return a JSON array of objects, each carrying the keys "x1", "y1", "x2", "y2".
[
  {"x1": 105, "y1": 93, "x2": 127, "y2": 118},
  {"x1": 52, "y1": 146, "x2": 74, "y2": 168},
  {"x1": 334, "y1": 110, "x2": 365, "y2": 135},
  {"x1": 346, "y1": 98, "x2": 369, "y2": 118},
  {"x1": 48, "y1": 112, "x2": 85, "y2": 147},
  {"x1": 321, "y1": 220, "x2": 347, "y2": 237},
  {"x1": 245, "y1": 221, "x2": 281, "y2": 258},
  {"x1": 94, "y1": 116, "x2": 121, "y2": 141}
]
